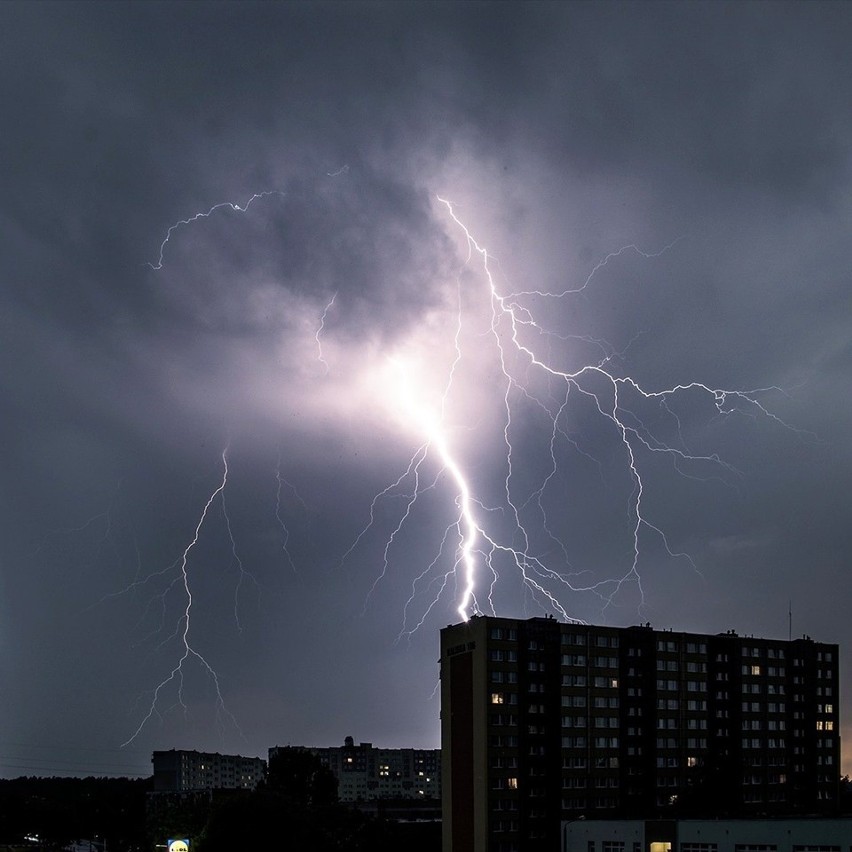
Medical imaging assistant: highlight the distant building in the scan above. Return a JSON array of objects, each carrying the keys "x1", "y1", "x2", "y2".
[
  {"x1": 441, "y1": 616, "x2": 841, "y2": 852},
  {"x1": 269, "y1": 736, "x2": 441, "y2": 802},
  {"x1": 563, "y1": 817, "x2": 852, "y2": 852},
  {"x1": 151, "y1": 749, "x2": 266, "y2": 792}
]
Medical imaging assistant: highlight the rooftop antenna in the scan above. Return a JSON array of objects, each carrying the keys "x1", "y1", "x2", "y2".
[{"x1": 788, "y1": 599, "x2": 792, "y2": 642}]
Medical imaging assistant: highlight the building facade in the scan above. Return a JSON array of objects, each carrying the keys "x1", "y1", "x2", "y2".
[
  {"x1": 152, "y1": 749, "x2": 266, "y2": 792},
  {"x1": 441, "y1": 616, "x2": 841, "y2": 852},
  {"x1": 563, "y1": 817, "x2": 852, "y2": 852},
  {"x1": 269, "y1": 737, "x2": 441, "y2": 802}
]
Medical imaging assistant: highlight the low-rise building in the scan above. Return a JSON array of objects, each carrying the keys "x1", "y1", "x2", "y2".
[
  {"x1": 269, "y1": 736, "x2": 441, "y2": 802},
  {"x1": 563, "y1": 817, "x2": 852, "y2": 852},
  {"x1": 152, "y1": 749, "x2": 266, "y2": 792}
]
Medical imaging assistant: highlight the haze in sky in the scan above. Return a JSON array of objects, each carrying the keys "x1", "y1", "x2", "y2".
[{"x1": 2, "y1": 2, "x2": 851, "y2": 779}]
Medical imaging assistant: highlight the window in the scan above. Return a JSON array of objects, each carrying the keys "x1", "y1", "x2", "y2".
[{"x1": 491, "y1": 693, "x2": 504, "y2": 705}]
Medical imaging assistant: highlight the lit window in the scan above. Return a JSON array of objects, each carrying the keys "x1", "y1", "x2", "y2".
[
  {"x1": 491, "y1": 693, "x2": 505, "y2": 705},
  {"x1": 507, "y1": 777, "x2": 518, "y2": 789}
]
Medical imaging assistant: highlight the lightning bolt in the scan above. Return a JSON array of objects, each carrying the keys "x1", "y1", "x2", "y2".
[
  {"x1": 348, "y1": 196, "x2": 800, "y2": 635},
  {"x1": 121, "y1": 447, "x2": 242, "y2": 747},
  {"x1": 275, "y1": 449, "x2": 306, "y2": 572},
  {"x1": 315, "y1": 292, "x2": 337, "y2": 375}
]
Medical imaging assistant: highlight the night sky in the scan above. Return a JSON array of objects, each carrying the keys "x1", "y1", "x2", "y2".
[{"x1": 2, "y1": 2, "x2": 851, "y2": 779}]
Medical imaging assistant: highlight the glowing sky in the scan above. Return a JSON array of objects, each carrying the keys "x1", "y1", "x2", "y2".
[{"x1": 2, "y1": 2, "x2": 852, "y2": 778}]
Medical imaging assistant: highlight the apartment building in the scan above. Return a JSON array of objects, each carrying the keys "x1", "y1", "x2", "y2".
[
  {"x1": 151, "y1": 749, "x2": 266, "y2": 792},
  {"x1": 440, "y1": 616, "x2": 841, "y2": 852},
  {"x1": 269, "y1": 736, "x2": 441, "y2": 802}
]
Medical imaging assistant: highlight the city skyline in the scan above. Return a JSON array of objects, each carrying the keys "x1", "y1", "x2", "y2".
[{"x1": 1, "y1": 2, "x2": 851, "y2": 780}]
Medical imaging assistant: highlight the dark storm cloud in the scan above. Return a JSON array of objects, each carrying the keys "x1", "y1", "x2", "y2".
[{"x1": 2, "y1": 2, "x2": 852, "y2": 777}]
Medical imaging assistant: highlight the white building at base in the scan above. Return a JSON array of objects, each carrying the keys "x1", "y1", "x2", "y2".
[{"x1": 563, "y1": 818, "x2": 852, "y2": 852}]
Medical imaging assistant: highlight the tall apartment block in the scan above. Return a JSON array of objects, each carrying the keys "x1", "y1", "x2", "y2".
[
  {"x1": 440, "y1": 616, "x2": 840, "y2": 852},
  {"x1": 269, "y1": 737, "x2": 441, "y2": 802}
]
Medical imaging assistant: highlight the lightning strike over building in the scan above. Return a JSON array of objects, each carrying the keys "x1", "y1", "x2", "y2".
[{"x1": 131, "y1": 179, "x2": 801, "y2": 743}]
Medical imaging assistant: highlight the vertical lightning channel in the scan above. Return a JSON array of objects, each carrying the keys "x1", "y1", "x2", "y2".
[
  {"x1": 391, "y1": 361, "x2": 479, "y2": 622},
  {"x1": 315, "y1": 292, "x2": 337, "y2": 374}
]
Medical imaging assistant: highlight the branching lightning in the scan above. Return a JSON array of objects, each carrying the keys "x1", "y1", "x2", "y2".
[
  {"x1": 121, "y1": 448, "x2": 242, "y2": 747},
  {"x1": 346, "y1": 196, "x2": 799, "y2": 637},
  {"x1": 122, "y1": 179, "x2": 803, "y2": 742}
]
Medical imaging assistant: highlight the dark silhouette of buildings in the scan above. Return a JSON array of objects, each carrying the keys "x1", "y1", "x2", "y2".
[
  {"x1": 269, "y1": 736, "x2": 441, "y2": 803},
  {"x1": 440, "y1": 616, "x2": 840, "y2": 852}
]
